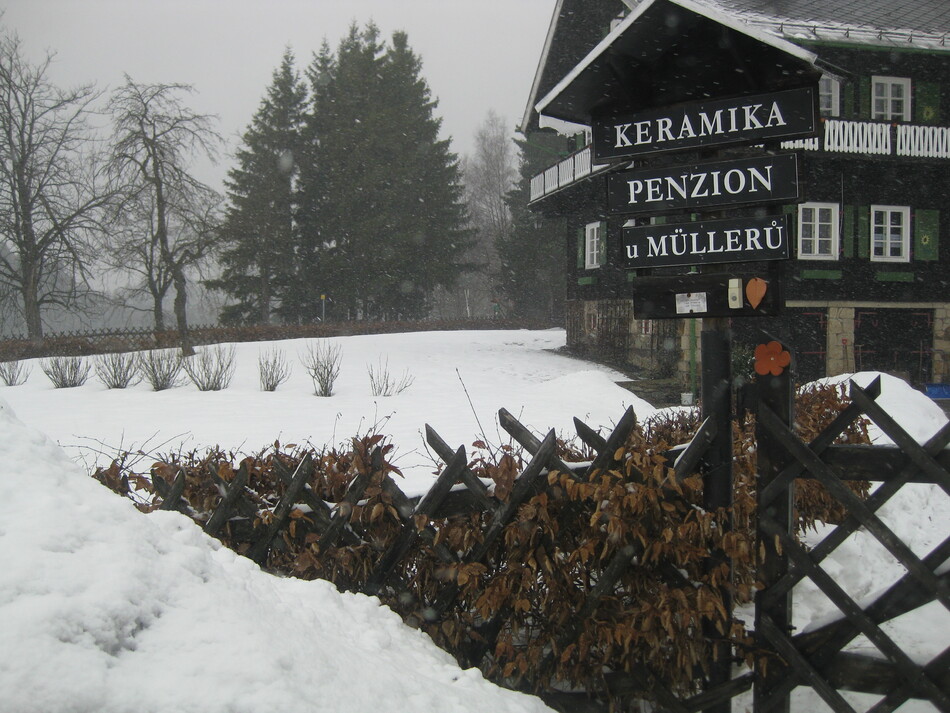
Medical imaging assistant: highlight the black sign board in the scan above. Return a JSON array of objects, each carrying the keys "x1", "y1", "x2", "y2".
[
  {"x1": 632, "y1": 273, "x2": 782, "y2": 319},
  {"x1": 592, "y1": 86, "x2": 817, "y2": 162},
  {"x1": 607, "y1": 153, "x2": 799, "y2": 215},
  {"x1": 623, "y1": 214, "x2": 790, "y2": 269}
]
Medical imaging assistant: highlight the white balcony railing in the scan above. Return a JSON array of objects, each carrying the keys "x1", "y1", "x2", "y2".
[
  {"x1": 780, "y1": 119, "x2": 950, "y2": 159},
  {"x1": 529, "y1": 146, "x2": 609, "y2": 202},
  {"x1": 897, "y1": 124, "x2": 950, "y2": 158}
]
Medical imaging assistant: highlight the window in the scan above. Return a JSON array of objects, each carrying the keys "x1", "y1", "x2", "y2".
[
  {"x1": 798, "y1": 202, "x2": 839, "y2": 260},
  {"x1": 585, "y1": 221, "x2": 602, "y2": 269},
  {"x1": 870, "y1": 205, "x2": 911, "y2": 262},
  {"x1": 872, "y1": 76, "x2": 912, "y2": 121},
  {"x1": 819, "y1": 76, "x2": 841, "y2": 117}
]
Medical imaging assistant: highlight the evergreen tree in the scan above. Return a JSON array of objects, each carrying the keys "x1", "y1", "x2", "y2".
[
  {"x1": 295, "y1": 23, "x2": 470, "y2": 321},
  {"x1": 212, "y1": 49, "x2": 308, "y2": 324},
  {"x1": 498, "y1": 132, "x2": 566, "y2": 321}
]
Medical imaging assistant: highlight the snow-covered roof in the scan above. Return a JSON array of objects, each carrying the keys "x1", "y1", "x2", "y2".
[{"x1": 700, "y1": 0, "x2": 950, "y2": 51}]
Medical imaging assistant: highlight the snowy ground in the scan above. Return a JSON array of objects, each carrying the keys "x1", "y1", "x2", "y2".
[
  {"x1": 2, "y1": 329, "x2": 647, "y2": 495},
  {"x1": 0, "y1": 329, "x2": 946, "y2": 712}
]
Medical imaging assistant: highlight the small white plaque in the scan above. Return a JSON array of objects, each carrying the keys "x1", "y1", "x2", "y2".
[{"x1": 675, "y1": 292, "x2": 707, "y2": 314}]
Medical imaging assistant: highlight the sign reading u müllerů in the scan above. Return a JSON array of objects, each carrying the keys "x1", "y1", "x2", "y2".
[
  {"x1": 607, "y1": 153, "x2": 799, "y2": 215},
  {"x1": 622, "y1": 214, "x2": 790, "y2": 269},
  {"x1": 592, "y1": 86, "x2": 817, "y2": 161}
]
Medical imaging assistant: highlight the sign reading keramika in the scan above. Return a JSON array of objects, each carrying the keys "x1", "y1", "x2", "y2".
[
  {"x1": 592, "y1": 87, "x2": 817, "y2": 161},
  {"x1": 622, "y1": 215, "x2": 790, "y2": 269},
  {"x1": 607, "y1": 153, "x2": 799, "y2": 215}
]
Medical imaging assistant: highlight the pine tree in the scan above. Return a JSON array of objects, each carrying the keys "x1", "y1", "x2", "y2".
[
  {"x1": 498, "y1": 132, "x2": 566, "y2": 321},
  {"x1": 212, "y1": 48, "x2": 308, "y2": 324},
  {"x1": 295, "y1": 24, "x2": 471, "y2": 321}
]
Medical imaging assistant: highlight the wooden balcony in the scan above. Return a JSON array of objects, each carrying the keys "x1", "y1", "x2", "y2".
[{"x1": 529, "y1": 146, "x2": 611, "y2": 202}]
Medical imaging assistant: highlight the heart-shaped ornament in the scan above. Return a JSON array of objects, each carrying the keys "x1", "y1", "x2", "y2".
[{"x1": 746, "y1": 277, "x2": 767, "y2": 309}]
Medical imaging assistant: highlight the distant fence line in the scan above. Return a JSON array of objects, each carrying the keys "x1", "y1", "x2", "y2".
[{"x1": 0, "y1": 318, "x2": 558, "y2": 361}]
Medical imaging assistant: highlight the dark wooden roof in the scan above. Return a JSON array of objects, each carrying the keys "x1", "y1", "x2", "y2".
[{"x1": 534, "y1": 0, "x2": 822, "y2": 126}]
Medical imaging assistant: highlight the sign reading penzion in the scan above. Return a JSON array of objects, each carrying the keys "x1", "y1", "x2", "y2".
[
  {"x1": 593, "y1": 87, "x2": 817, "y2": 161},
  {"x1": 623, "y1": 215, "x2": 790, "y2": 269},
  {"x1": 607, "y1": 153, "x2": 799, "y2": 215}
]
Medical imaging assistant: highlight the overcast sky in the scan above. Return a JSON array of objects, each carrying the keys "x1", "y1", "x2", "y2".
[{"x1": 3, "y1": 0, "x2": 556, "y2": 188}]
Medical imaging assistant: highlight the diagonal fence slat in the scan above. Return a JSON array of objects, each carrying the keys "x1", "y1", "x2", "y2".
[
  {"x1": 762, "y1": 418, "x2": 950, "y2": 612},
  {"x1": 850, "y1": 381, "x2": 950, "y2": 495},
  {"x1": 203, "y1": 461, "x2": 250, "y2": 536},
  {"x1": 758, "y1": 514, "x2": 950, "y2": 710},
  {"x1": 364, "y1": 445, "x2": 468, "y2": 596},
  {"x1": 156, "y1": 469, "x2": 187, "y2": 512},
  {"x1": 758, "y1": 403, "x2": 950, "y2": 613},
  {"x1": 430, "y1": 430, "x2": 558, "y2": 618},
  {"x1": 317, "y1": 447, "x2": 382, "y2": 552},
  {"x1": 498, "y1": 407, "x2": 578, "y2": 477},
  {"x1": 424, "y1": 424, "x2": 495, "y2": 510},
  {"x1": 248, "y1": 454, "x2": 314, "y2": 564},
  {"x1": 758, "y1": 377, "x2": 882, "y2": 507}
]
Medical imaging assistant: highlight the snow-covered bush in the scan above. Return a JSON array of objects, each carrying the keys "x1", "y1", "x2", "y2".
[
  {"x1": 94, "y1": 352, "x2": 141, "y2": 389},
  {"x1": 258, "y1": 347, "x2": 292, "y2": 392},
  {"x1": 0, "y1": 360, "x2": 30, "y2": 386},
  {"x1": 184, "y1": 345, "x2": 236, "y2": 391},
  {"x1": 41, "y1": 356, "x2": 90, "y2": 388},
  {"x1": 301, "y1": 340, "x2": 341, "y2": 397},
  {"x1": 139, "y1": 349, "x2": 183, "y2": 391}
]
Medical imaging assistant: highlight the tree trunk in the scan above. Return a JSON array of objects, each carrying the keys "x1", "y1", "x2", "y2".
[
  {"x1": 22, "y1": 287, "x2": 43, "y2": 340},
  {"x1": 21, "y1": 263, "x2": 43, "y2": 340},
  {"x1": 172, "y1": 267, "x2": 193, "y2": 356},
  {"x1": 259, "y1": 271, "x2": 271, "y2": 325},
  {"x1": 153, "y1": 297, "x2": 166, "y2": 332}
]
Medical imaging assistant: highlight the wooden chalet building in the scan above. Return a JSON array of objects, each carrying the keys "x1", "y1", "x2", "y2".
[{"x1": 521, "y1": 0, "x2": 950, "y2": 389}]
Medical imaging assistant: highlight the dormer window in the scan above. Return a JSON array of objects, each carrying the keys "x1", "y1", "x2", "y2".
[
  {"x1": 872, "y1": 76, "x2": 912, "y2": 121},
  {"x1": 818, "y1": 76, "x2": 840, "y2": 117}
]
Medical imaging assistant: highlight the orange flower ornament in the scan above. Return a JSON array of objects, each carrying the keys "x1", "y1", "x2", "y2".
[{"x1": 754, "y1": 341, "x2": 791, "y2": 376}]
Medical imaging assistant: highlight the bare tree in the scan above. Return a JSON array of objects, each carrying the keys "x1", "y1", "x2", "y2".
[
  {"x1": 0, "y1": 31, "x2": 112, "y2": 338},
  {"x1": 452, "y1": 110, "x2": 517, "y2": 318},
  {"x1": 107, "y1": 78, "x2": 221, "y2": 353}
]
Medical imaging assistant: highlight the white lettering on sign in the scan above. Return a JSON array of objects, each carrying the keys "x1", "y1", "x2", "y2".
[
  {"x1": 626, "y1": 164, "x2": 774, "y2": 205},
  {"x1": 623, "y1": 216, "x2": 789, "y2": 269},
  {"x1": 611, "y1": 100, "x2": 789, "y2": 149},
  {"x1": 643, "y1": 225, "x2": 785, "y2": 259}
]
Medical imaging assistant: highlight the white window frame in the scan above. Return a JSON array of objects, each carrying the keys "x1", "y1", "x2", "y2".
[
  {"x1": 584, "y1": 221, "x2": 602, "y2": 269},
  {"x1": 870, "y1": 205, "x2": 911, "y2": 263},
  {"x1": 798, "y1": 202, "x2": 840, "y2": 260},
  {"x1": 872, "y1": 76, "x2": 912, "y2": 122},
  {"x1": 819, "y1": 76, "x2": 841, "y2": 117}
]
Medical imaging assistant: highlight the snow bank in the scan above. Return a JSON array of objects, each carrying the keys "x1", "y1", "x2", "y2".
[{"x1": 0, "y1": 397, "x2": 553, "y2": 713}]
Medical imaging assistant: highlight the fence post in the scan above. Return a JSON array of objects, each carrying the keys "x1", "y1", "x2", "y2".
[
  {"x1": 700, "y1": 320, "x2": 733, "y2": 713},
  {"x1": 753, "y1": 340, "x2": 794, "y2": 713}
]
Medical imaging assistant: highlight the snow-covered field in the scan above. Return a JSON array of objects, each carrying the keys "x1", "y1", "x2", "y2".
[
  {"x1": 0, "y1": 329, "x2": 946, "y2": 712},
  {"x1": 3, "y1": 329, "x2": 646, "y2": 494}
]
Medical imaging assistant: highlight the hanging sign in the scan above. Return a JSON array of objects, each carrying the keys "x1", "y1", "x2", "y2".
[
  {"x1": 606, "y1": 153, "x2": 799, "y2": 215},
  {"x1": 623, "y1": 214, "x2": 790, "y2": 269},
  {"x1": 592, "y1": 86, "x2": 817, "y2": 161}
]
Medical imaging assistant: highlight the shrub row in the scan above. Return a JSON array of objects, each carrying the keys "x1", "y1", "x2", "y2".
[
  {"x1": 91, "y1": 382, "x2": 870, "y2": 706},
  {"x1": 1, "y1": 343, "x2": 411, "y2": 396}
]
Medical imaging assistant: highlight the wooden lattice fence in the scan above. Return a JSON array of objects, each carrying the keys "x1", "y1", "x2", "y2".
[{"x1": 92, "y1": 346, "x2": 950, "y2": 712}]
